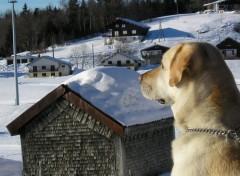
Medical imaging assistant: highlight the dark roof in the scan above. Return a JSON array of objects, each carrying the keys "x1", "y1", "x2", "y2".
[
  {"x1": 216, "y1": 37, "x2": 240, "y2": 57},
  {"x1": 7, "y1": 85, "x2": 125, "y2": 137},
  {"x1": 216, "y1": 37, "x2": 240, "y2": 49},
  {"x1": 107, "y1": 18, "x2": 150, "y2": 29},
  {"x1": 141, "y1": 44, "x2": 170, "y2": 52},
  {"x1": 118, "y1": 18, "x2": 150, "y2": 29}
]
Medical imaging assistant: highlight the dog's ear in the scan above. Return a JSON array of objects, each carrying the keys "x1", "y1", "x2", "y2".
[
  {"x1": 168, "y1": 43, "x2": 207, "y2": 87},
  {"x1": 169, "y1": 46, "x2": 194, "y2": 87}
]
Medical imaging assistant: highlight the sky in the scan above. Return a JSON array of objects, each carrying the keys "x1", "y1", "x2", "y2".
[{"x1": 0, "y1": 0, "x2": 60, "y2": 13}]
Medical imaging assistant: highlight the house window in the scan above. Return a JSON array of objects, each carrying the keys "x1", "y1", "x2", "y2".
[
  {"x1": 51, "y1": 65, "x2": 55, "y2": 71},
  {"x1": 22, "y1": 59, "x2": 27, "y2": 63},
  {"x1": 116, "y1": 24, "x2": 119, "y2": 28},
  {"x1": 33, "y1": 66, "x2": 37, "y2": 72},
  {"x1": 33, "y1": 73, "x2": 37, "y2": 77},
  {"x1": 117, "y1": 60, "x2": 121, "y2": 66},
  {"x1": 138, "y1": 63, "x2": 142, "y2": 67},
  {"x1": 126, "y1": 60, "x2": 130, "y2": 64},
  {"x1": 42, "y1": 66, "x2": 46, "y2": 70},
  {"x1": 122, "y1": 24, "x2": 126, "y2": 28},
  {"x1": 226, "y1": 50, "x2": 235, "y2": 57},
  {"x1": 7, "y1": 60, "x2": 13, "y2": 65},
  {"x1": 132, "y1": 30, "x2": 137, "y2": 34},
  {"x1": 108, "y1": 61, "x2": 112, "y2": 65},
  {"x1": 42, "y1": 73, "x2": 46, "y2": 77},
  {"x1": 114, "y1": 31, "x2": 119, "y2": 37},
  {"x1": 123, "y1": 30, "x2": 127, "y2": 35},
  {"x1": 62, "y1": 65, "x2": 65, "y2": 68},
  {"x1": 51, "y1": 72, "x2": 55, "y2": 76},
  {"x1": 59, "y1": 72, "x2": 62, "y2": 76}
]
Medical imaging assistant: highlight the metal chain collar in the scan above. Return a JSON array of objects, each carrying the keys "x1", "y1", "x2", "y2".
[{"x1": 186, "y1": 128, "x2": 240, "y2": 142}]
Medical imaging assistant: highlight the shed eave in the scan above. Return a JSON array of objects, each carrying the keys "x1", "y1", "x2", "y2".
[
  {"x1": 6, "y1": 85, "x2": 67, "y2": 136},
  {"x1": 6, "y1": 84, "x2": 125, "y2": 137}
]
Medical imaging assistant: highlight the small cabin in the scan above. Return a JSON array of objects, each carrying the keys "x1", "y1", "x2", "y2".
[
  {"x1": 7, "y1": 67, "x2": 174, "y2": 176},
  {"x1": 101, "y1": 52, "x2": 146, "y2": 70},
  {"x1": 104, "y1": 18, "x2": 150, "y2": 45},
  {"x1": 27, "y1": 56, "x2": 72, "y2": 77},
  {"x1": 216, "y1": 37, "x2": 240, "y2": 60},
  {"x1": 141, "y1": 44, "x2": 169, "y2": 65}
]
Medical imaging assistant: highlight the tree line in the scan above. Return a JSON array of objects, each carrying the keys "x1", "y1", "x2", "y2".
[{"x1": 0, "y1": 0, "x2": 209, "y2": 57}]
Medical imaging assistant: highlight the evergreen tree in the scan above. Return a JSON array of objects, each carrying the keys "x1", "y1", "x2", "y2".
[
  {"x1": 4, "y1": 25, "x2": 13, "y2": 56},
  {"x1": 21, "y1": 3, "x2": 30, "y2": 16},
  {"x1": 67, "y1": 0, "x2": 80, "y2": 38}
]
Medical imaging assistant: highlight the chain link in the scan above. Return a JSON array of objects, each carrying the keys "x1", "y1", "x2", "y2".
[{"x1": 186, "y1": 128, "x2": 240, "y2": 142}]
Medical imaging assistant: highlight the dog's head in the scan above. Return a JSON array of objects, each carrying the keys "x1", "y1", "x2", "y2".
[{"x1": 140, "y1": 42, "x2": 233, "y2": 106}]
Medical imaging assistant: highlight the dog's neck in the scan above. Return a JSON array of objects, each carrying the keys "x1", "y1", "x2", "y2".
[{"x1": 171, "y1": 77, "x2": 240, "y2": 134}]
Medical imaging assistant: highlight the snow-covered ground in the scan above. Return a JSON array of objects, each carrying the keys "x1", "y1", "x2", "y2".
[
  {"x1": 35, "y1": 12, "x2": 240, "y2": 59},
  {"x1": 0, "y1": 12, "x2": 240, "y2": 175}
]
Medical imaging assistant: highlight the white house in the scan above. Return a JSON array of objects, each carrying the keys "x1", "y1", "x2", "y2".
[
  {"x1": 203, "y1": 0, "x2": 226, "y2": 13},
  {"x1": 101, "y1": 52, "x2": 146, "y2": 71},
  {"x1": 6, "y1": 53, "x2": 36, "y2": 65},
  {"x1": 27, "y1": 56, "x2": 72, "y2": 78}
]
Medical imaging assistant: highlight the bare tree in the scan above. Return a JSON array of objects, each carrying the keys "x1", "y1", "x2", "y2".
[
  {"x1": 114, "y1": 43, "x2": 137, "y2": 55},
  {"x1": 70, "y1": 44, "x2": 90, "y2": 69}
]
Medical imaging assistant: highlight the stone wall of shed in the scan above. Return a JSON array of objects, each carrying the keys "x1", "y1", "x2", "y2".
[
  {"x1": 20, "y1": 98, "x2": 119, "y2": 176},
  {"x1": 124, "y1": 119, "x2": 174, "y2": 176}
]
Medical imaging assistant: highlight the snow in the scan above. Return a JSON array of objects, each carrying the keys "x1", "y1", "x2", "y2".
[
  {"x1": 64, "y1": 67, "x2": 172, "y2": 126},
  {"x1": 0, "y1": 12, "x2": 240, "y2": 175}
]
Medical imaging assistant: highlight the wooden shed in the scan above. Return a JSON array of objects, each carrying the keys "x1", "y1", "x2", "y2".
[
  {"x1": 141, "y1": 44, "x2": 169, "y2": 65},
  {"x1": 7, "y1": 86, "x2": 174, "y2": 175},
  {"x1": 216, "y1": 37, "x2": 240, "y2": 60}
]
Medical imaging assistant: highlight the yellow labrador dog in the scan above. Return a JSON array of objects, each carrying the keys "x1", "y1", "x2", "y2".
[{"x1": 140, "y1": 42, "x2": 240, "y2": 175}]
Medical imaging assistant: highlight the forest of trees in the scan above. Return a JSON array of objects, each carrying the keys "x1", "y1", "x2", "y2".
[{"x1": 0, "y1": 0, "x2": 210, "y2": 57}]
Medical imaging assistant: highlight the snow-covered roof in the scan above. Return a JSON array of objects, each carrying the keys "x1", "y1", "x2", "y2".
[
  {"x1": 29, "y1": 56, "x2": 73, "y2": 66},
  {"x1": 141, "y1": 44, "x2": 169, "y2": 51},
  {"x1": 118, "y1": 18, "x2": 150, "y2": 29},
  {"x1": 64, "y1": 67, "x2": 172, "y2": 126},
  {"x1": 102, "y1": 52, "x2": 145, "y2": 63},
  {"x1": 203, "y1": 0, "x2": 226, "y2": 6},
  {"x1": 6, "y1": 67, "x2": 172, "y2": 136}
]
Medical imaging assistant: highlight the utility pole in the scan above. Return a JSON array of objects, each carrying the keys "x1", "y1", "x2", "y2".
[
  {"x1": 175, "y1": 0, "x2": 178, "y2": 15},
  {"x1": 159, "y1": 22, "x2": 165, "y2": 42},
  {"x1": 51, "y1": 36, "x2": 55, "y2": 58},
  {"x1": 9, "y1": 0, "x2": 19, "y2": 105},
  {"x1": 92, "y1": 44, "x2": 95, "y2": 68}
]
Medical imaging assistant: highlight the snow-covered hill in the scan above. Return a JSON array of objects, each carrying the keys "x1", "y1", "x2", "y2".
[
  {"x1": 0, "y1": 12, "x2": 240, "y2": 176},
  {"x1": 38, "y1": 12, "x2": 240, "y2": 60}
]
